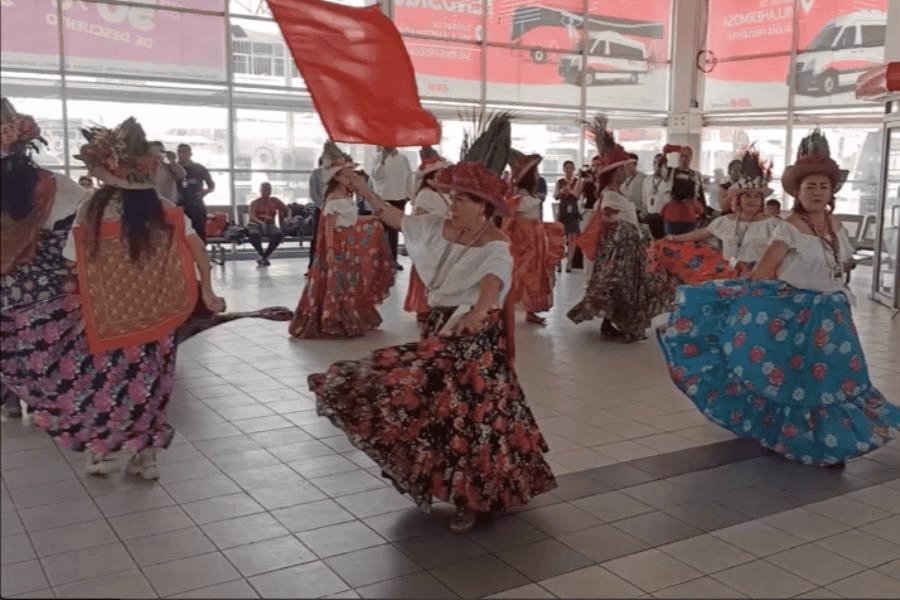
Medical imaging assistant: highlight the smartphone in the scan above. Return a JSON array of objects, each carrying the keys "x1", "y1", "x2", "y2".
[{"x1": 666, "y1": 152, "x2": 680, "y2": 169}]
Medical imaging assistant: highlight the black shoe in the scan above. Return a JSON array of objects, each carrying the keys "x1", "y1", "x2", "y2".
[
  {"x1": 395, "y1": 263, "x2": 404, "y2": 271},
  {"x1": 263, "y1": 257, "x2": 271, "y2": 266}
]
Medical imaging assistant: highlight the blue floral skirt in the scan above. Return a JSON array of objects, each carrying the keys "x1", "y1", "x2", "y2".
[{"x1": 657, "y1": 279, "x2": 899, "y2": 466}]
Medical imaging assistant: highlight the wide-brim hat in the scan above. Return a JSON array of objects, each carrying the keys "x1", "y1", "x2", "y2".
[
  {"x1": 323, "y1": 159, "x2": 360, "y2": 185},
  {"x1": 595, "y1": 147, "x2": 635, "y2": 175},
  {"x1": 781, "y1": 129, "x2": 846, "y2": 198},
  {"x1": 432, "y1": 161, "x2": 511, "y2": 216},
  {"x1": 414, "y1": 158, "x2": 449, "y2": 183},
  {"x1": 508, "y1": 148, "x2": 543, "y2": 183},
  {"x1": 782, "y1": 160, "x2": 846, "y2": 198}
]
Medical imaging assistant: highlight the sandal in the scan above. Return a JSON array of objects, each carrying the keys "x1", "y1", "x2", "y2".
[{"x1": 449, "y1": 507, "x2": 477, "y2": 533}]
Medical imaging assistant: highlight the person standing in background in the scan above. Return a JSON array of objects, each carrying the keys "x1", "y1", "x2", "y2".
[
  {"x1": 621, "y1": 153, "x2": 646, "y2": 218},
  {"x1": 308, "y1": 156, "x2": 325, "y2": 271},
  {"x1": 642, "y1": 153, "x2": 669, "y2": 239},
  {"x1": 77, "y1": 176, "x2": 95, "y2": 191},
  {"x1": 371, "y1": 146, "x2": 412, "y2": 271},
  {"x1": 150, "y1": 141, "x2": 186, "y2": 203},
  {"x1": 177, "y1": 143, "x2": 214, "y2": 242}
]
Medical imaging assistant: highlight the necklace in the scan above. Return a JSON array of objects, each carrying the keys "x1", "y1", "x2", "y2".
[
  {"x1": 426, "y1": 221, "x2": 490, "y2": 292},
  {"x1": 796, "y1": 212, "x2": 843, "y2": 280}
]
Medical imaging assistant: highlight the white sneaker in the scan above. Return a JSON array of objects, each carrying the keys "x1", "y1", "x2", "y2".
[
  {"x1": 126, "y1": 450, "x2": 159, "y2": 480},
  {"x1": 85, "y1": 453, "x2": 115, "y2": 476}
]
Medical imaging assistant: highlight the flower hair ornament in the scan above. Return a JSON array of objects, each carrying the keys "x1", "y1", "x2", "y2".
[
  {"x1": 0, "y1": 98, "x2": 46, "y2": 157},
  {"x1": 75, "y1": 117, "x2": 160, "y2": 190}
]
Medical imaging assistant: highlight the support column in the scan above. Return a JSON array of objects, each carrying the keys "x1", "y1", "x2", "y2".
[
  {"x1": 667, "y1": 0, "x2": 705, "y2": 153},
  {"x1": 886, "y1": 0, "x2": 900, "y2": 62}
]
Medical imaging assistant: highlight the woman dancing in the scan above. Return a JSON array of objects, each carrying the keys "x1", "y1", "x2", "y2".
[
  {"x1": 649, "y1": 149, "x2": 778, "y2": 285},
  {"x1": 2, "y1": 116, "x2": 227, "y2": 477},
  {"x1": 289, "y1": 142, "x2": 395, "y2": 338},
  {"x1": 657, "y1": 129, "x2": 898, "y2": 466},
  {"x1": 569, "y1": 116, "x2": 673, "y2": 341},
  {"x1": 403, "y1": 147, "x2": 449, "y2": 326},
  {"x1": 309, "y1": 146, "x2": 556, "y2": 532},
  {"x1": 504, "y1": 148, "x2": 565, "y2": 325}
]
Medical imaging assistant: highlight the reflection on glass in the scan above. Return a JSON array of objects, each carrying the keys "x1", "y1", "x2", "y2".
[
  {"x1": 230, "y1": 18, "x2": 303, "y2": 88},
  {"x1": 874, "y1": 129, "x2": 900, "y2": 302},
  {"x1": 65, "y1": 99, "x2": 229, "y2": 169}
]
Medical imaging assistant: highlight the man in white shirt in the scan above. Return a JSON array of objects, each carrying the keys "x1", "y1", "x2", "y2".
[
  {"x1": 371, "y1": 146, "x2": 412, "y2": 270},
  {"x1": 641, "y1": 153, "x2": 669, "y2": 239},
  {"x1": 621, "y1": 152, "x2": 646, "y2": 217}
]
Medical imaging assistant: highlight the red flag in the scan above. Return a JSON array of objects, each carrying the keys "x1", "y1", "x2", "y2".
[{"x1": 267, "y1": 0, "x2": 440, "y2": 147}]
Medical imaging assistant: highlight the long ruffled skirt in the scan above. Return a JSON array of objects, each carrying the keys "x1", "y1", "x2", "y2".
[
  {"x1": 309, "y1": 307, "x2": 557, "y2": 512},
  {"x1": 508, "y1": 219, "x2": 565, "y2": 313},
  {"x1": 657, "y1": 280, "x2": 899, "y2": 466},
  {"x1": 648, "y1": 240, "x2": 750, "y2": 285},
  {"x1": 1, "y1": 224, "x2": 177, "y2": 453},
  {"x1": 290, "y1": 217, "x2": 395, "y2": 338}
]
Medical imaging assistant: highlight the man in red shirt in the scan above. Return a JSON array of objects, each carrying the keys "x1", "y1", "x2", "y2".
[{"x1": 247, "y1": 182, "x2": 288, "y2": 266}]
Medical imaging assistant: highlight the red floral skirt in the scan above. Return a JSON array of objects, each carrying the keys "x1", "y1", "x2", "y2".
[
  {"x1": 309, "y1": 307, "x2": 557, "y2": 513},
  {"x1": 289, "y1": 217, "x2": 395, "y2": 338},
  {"x1": 403, "y1": 266, "x2": 429, "y2": 317},
  {"x1": 508, "y1": 219, "x2": 565, "y2": 313},
  {"x1": 647, "y1": 240, "x2": 751, "y2": 286}
]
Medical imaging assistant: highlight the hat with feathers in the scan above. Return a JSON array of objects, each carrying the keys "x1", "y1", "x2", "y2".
[
  {"x1": 585, "y1": 115, "x2": 634, "y2": 174},
  {"x1": 1, "y1": 97, "x2": 46, "y2": 157},
  {"x1": 430, "y1": 109, "x2": 512, "y2": 215},
  {"x1": 75, "y1": 117, "x2": 159, "y2": 190},
  {"x1": 781, "y1": 128, "x2": 847, "y2": 197},
  {"x1": 731, "y1": 147, "x2": 773, "y2": 196}
]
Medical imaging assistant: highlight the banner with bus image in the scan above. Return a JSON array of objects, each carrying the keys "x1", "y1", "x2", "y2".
[
  {"x1": 394, "y1": 0, "x2": 671, "y2": 110},
  {"x1": 704, "y1": 0, "x2": 887, "y2": 111}
]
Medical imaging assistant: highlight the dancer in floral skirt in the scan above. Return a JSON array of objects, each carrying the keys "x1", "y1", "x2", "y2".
[
  {"x1": 289, "y1": 142, "x2": 395, "y2": 338},
  {"x1": 504, "y1": 148, "x2": 565, "y2": 325},
  {"x1": 403, "y1": 147, "x2": 449, "y2": 325},
  {"x1": 657, "y1": 129, "x2": 898, "y2": 466},
  {"x1": 1, "y1": 98, "x2": 85, "y2": 419},
  {"x1": 649, "y1": 149, "x2": 778, "y2": 285},
  {"x1": 309, "y1": 122, "x2": 556, "y2": 533},
  {"x1": 569, "y1": 116, "x2": 673, "y2": 341},
  {"x1": 2, "y1": 116, "x2": 227, "y2": 477}
]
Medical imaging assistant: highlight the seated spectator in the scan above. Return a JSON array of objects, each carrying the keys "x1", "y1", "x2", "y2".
[
  {"x1": 765, "y1": 198, "x2": 782, "y2": 218},
  {"x1": 247, "y1": 182, "x2": 288, "y2": 266}
]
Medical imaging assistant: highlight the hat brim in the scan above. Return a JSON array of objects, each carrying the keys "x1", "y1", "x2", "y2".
[
  {"x1": 431, "y1": 181, "x2": 511, "y2": 216},
  {"x1": 323, "y1": 163, "x2": 360, "y2": 184},
  {"x1": 596, "y1": 157, "x2": 635, "y2": 176},
  {"x1": 89, "y1": 166, "x2": 156, "y2": 191},
  {"x1": 781, "y1": 162, "x2": 843, "y2": 198},
  {"x1": 512, "y1": 155, "x2": 543, "y2": 183},
  {"x1": 416, "y1": 160, "x2": 449, "y2": 180}
]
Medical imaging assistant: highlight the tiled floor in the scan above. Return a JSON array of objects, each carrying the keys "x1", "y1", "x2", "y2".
[{"x1": 2, "y1": 257, "x2": 898, "y2": 599}]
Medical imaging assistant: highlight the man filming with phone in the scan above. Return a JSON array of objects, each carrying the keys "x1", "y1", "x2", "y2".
[{"x1": 150, "y1": 141, "x2": 186, "y2": 204}]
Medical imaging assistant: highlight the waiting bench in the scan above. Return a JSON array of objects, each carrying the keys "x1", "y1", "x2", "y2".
[{"x1": 204, "y1": 204, "x2": 313, "y2": 265}]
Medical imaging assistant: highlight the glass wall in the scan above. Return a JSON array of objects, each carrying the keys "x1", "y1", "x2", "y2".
[
  {"x1": 1, "y1": 0, "x2": 673, "y2": 213},
  {"x1": 702, "y1": 0, "x2": 888, "y2": 216}
]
